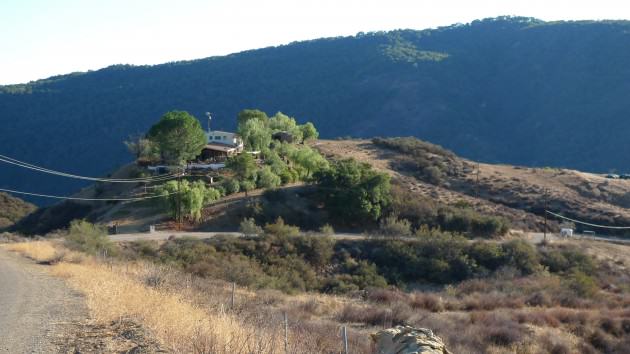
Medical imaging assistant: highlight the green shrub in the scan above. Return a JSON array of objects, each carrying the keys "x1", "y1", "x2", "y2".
[
  {"x1": 468, "y1": 242, "x2": 506, "y2": 271},
  {"x1": 388, "y1": 183, "x2": 509, "y2": 238},
  {"x1": 502, "y1": 240, "x2": 541, "y2": 275},
  {"x1": 324, "y1": 259, "x2": 388, "y2": 293},
  {"x1": 64, "y1": 220, "x2": 116, "y2": 256},
  {"x1": 264, "y1": 217, "x2": 300, "y2": 237},
  {"x1": 239, "y1": 217, "x2": 263, "y2": 236},
  {"x1": 540, "y1": 245, "x2": 596, "y2": 275},
  {"x1": 378, "y1": 214, "x2": 412, "y2": 237},
  {"x1": 319, "y1": 224, "x2": 334, "y2": 236},
  {"x1": 295, "y1": 235, "x2": 334, "y2": 269},
  {"x1": 566, "y1": 269, "x2": 598, "y2": 297},
  {"x1": 240, "y1": 180, "x2": 256, "y2": 194},
  {"x1": 222, "y1": 178, "x2": 241, "y2": 194},
  {"x1": 256, "y1": 166, "x2": 282, "y2": 189}
]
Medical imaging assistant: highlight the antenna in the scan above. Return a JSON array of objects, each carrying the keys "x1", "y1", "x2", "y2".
[{"x1": 205, "y1": 112, "x2": 212, "y2": 133}]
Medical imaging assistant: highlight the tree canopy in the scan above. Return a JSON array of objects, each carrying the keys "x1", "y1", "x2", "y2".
[
  {"x1": 315, "y1": 159, "x2": 391, "y2": 223},
  {"x1": 147, "y1": 111, "x2": 207, "y2": 165},
  {"x1": 226, "y1": 152, "x2": 257, "y2": 181},
  {"x1": 155, "y1": 180, "x2": 221, "y2": 222}
]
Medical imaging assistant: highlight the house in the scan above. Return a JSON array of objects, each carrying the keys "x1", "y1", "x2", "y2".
[
  {"x1": 206, "y1": 130, "x2": 243, "y2": 148},
  {"x1": 199, "y1": 130, "x2": 244, "y2": 162}
]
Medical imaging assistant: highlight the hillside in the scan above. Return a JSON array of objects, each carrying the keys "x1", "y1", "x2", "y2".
[
  {"x1": 18, "y1": 137, "x2": 630, "y2": 237},
  {"x1": 315, "y1": 138, "x2": 630, "y2": 234},
  {"x1": 0, "y1": 192, "x2": 36, "y2": 229},
  {"x1": 3, "y1": 17, "x2": 630, "y2": 204}
]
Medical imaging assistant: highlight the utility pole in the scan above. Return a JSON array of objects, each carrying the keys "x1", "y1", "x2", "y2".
[
  {"x1": 543, "y1": 188, "x2": 548, "y2": 243},
  {"x1": 205, "y1": 112, "x2": 212, "y2": 134},
  {"x1": 177, "y1": 167, "x2": 182, "y2": 231}
]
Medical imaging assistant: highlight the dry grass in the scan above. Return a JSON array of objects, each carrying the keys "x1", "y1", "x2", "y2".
[
  {"x1": 51, "y1": 260, "x2": 291, "y2": 353},
  {"x1": 4, "y1": 241, "x2": 368, "y2": 353},
  {"x1": 1, "y1": 241, "x2": 65, "y2": 263},
  {"x1": 10, "y1": 238, "x2": 630, "y2": 353}
]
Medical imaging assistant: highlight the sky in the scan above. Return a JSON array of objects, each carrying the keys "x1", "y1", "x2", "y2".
[{"x1": 1, "y1": 0, "x2": 630, "y2": 85}]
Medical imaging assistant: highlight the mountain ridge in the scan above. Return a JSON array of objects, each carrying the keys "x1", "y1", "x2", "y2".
[{"x1": 2, "y1": 16, "x2": 630, "y2": 204}]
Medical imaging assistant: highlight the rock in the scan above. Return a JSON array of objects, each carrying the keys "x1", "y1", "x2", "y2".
[{"x1": 372, "y1": 326, "x2": 451, "y2": 354}]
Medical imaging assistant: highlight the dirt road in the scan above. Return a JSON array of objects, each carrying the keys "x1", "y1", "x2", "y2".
[{"x1": 0, "y1": 248, "x2": 87, "y2": 353}]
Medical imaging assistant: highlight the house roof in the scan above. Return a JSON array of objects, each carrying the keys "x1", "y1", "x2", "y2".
[
  {"x1": 207, "y1": 130, "x2": 238, "y2": 136},
  {"x1": 203, "y1": 143, "x2": 237, "y2": 152}
]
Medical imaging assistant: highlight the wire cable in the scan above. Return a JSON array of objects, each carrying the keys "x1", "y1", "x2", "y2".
[
  {"x1": 0, "y1": 154, "x2": 180, "y2": 182},
  {"x1": 0, "y1": 153, "x2": 181, "y2": 183},
  {"x1": 0, "y1": 187, "x2": 179, "y2": 202},
  {"x1": 546, "y1": 210, "x2": 630, "y2": 230}
]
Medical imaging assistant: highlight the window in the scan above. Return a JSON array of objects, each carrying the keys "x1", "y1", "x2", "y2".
[{"x1": 215, "y1": 136, "x2": 221, "y2": 140}]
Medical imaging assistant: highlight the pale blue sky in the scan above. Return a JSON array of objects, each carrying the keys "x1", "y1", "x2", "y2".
[{"x1": 1, "y1": 0, "x2": 629, "y2": 85}]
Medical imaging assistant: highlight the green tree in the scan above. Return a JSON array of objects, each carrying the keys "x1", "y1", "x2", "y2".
[
  {"x1": 237, "y1": 109, "x2": 269, "y2": 128},
  {"x1": 315, "y1": 159, "x2": 391, "y2": 223},
  {"x1": 256, "y1": 166, "x2": 281, "y2": 188},
  {"x1": 155, "y1": 180, "x2": 220, "y2": 222},
  {"x1": 124, "y1": 136, "x2": 160, "y2": 162},
  {"x1": 290, "y1": 146, "x2": 328, "y2": 179},
  {"x1": 240, "y1": 180, "x2": 256, "y2": 196},
  {"x1": 221, "y1": 178, "x2": 241, "y2": 194},
  {"x1": 239, "y1": 118, "x2": 272, "y2": 151},
  {"x1": 269, "y1": 112, "x2": 303, "y2": 142},
  {"x1": 300, "y1": 122, "x2": 319, "y2": 141},
  {"x1": 226, "y1": 153, "x2": 257, "y2": 181},
  {"x1": 147, "y1": 111, "x2": 207, "y2": 165}
]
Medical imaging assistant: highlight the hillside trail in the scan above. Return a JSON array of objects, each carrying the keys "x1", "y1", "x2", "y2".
[{"x1": 0, "y1": 248, "x2": 87, "y2": 353}]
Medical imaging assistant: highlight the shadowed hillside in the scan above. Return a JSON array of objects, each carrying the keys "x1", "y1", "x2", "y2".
[
  {"x1": 0, "y1": 192, "x2": 36, "y2": 229},
  {"x1": 3, "y1": 17, "x2": 630, "y2": 204}
]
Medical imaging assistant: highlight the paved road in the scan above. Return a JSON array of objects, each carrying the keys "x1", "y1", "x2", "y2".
[
  {"x1": 109, "y1": 231, "x2": 365, "y2": 242},
  {"x1": 110, "y1": 229, "x2": 630, "y2": 247},
  {"x1": 109, "y1": 231, "x2": 242, "y2": 242},
  {"x1": 0, "y1": 248, "x2": 87, "y2": 353},
  {"x1": 526, "y1": 231, "x2": 630, "y2": 245}
]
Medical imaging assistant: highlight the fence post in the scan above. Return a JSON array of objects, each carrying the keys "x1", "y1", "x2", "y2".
[
  {"x1": 230, "y1": 282, "x2": 236, "y2": 309},
  {"x1": 342, "y1": 326, "x2": 348, "y2": 354},
  {"x1": 284, "y1": 311, "x2": 289, "y2": 354}
]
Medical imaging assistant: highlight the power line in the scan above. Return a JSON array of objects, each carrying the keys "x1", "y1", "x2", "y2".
[
  {"x1": 0, "y1": 154, "x2": 179, "y2": 182},
  {"x1": 0, "y1": 153, "x2": 181, "y2": 183},
  {"x1": 0, "y1": 187, "x2": 178, "y2": 202},
  {"x1": 546, "y1": 210, "x2": 630, "y2": 230}
]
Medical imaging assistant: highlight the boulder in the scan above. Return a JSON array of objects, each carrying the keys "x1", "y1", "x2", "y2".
[{"x1": 372, "y1": 326, "x2": 451, "y2": 354}]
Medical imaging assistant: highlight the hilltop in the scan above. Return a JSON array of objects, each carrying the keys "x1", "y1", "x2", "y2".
[
  {"x1": 4, "y1": 17, "x2": 630, "y2": 203},
  {"x1": 13, "y1": 137, "x2": 630, "y2": 237}
]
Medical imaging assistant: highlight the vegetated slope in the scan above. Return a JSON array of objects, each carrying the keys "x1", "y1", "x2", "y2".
[
  {"x1": 0, "y1": 192, "x2": 36, "y2": 229},
  {"x1": 315, "y1": 138, "x2": 630, "y2": 234},
  {"x1": 10, "y1": 163, "x2": 164, "y2": 235},
  {"x1": 3, "y1": 17, "x2": 630, "y2": 204}
]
